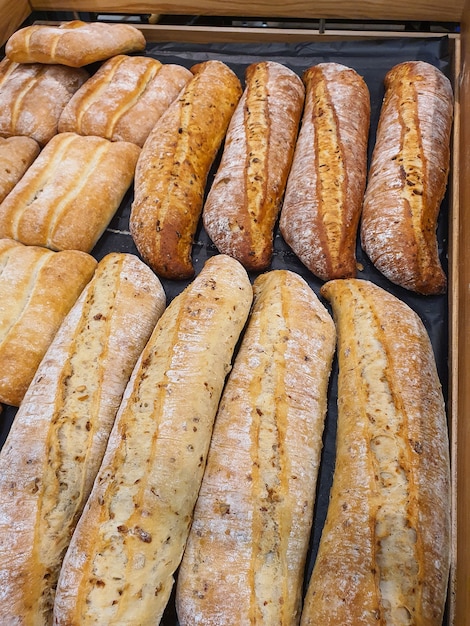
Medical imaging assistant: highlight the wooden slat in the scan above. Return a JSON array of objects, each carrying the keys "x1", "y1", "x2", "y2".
[{"x1": 0, "y1": 0, "x2": 31, "y2": 47}]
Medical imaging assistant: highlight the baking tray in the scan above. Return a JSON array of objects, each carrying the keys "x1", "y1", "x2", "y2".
[{"x1": 0, "y1": 34, "x2": 453, "y2": 624}]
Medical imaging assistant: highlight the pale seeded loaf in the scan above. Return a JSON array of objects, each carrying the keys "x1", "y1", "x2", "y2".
[
  {"x1": 301, "y1": 278, "x2": 451, "y2": 625},
  {"x1": 280, "y1": 63, "x2": 370, "y2": 281},
  {"x1": 58, "y1": 55, "x2": 192, "y2": 147},
  {"x1": 52, "y1": 254, "x2": 253, "y2": 625},
  {"x1": 176, "y1": 269, "x2": 336, "y2": 625},
  {"x1": 0, "y1": 252, "x2": 166, "y2": 625},
  {"x1": 0, "y1": 238, "x2": 97, "y2": 406},
  {"x1": 203, "y1": 61, "x2": 305, "y2": 272},
  {"x1": 0, "y1": 136, "x2": 40, "y2": 203}
]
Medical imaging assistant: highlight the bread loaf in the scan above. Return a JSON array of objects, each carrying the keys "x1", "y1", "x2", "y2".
[
  {"x1": 0, "y1": 252, "x2": 166, "y2": 625},
  {"x1": 360, "y1": 61, "x2": 453, "y2": 295},
  {"x1": 0, "y1": 136, "x2": 40, "y2": 203},
  {"x1": 0, "y1": 58, "x2": 88, "y2": 146},
  {"x1": 130, "y1": 60, "x2": 242, "y2": 279},
  {"x1": 0, "y1": 238, "x2": 97, "y2": 406},
  {"x1": 280, "y1": 63, "x2": 370, "y2": 280},
  {"x1": 301, "y1": 278, "x2": 451, "y2": 625},
  {"x1": 203, "y1": 61, "x2": 305, "y2": 271},
  {"x1": 0, "y1": 132, "x2": 140, "y2": 252},
  {"x1": 58, "y1": 55, "x2": 192, "y2": 147},
  {"x1": 176, "y1": 269, "x2": 335, "y2": 625},
  {"x1": 5, "y1": 20, "x2": 146, "y2": 68},
  {"x1": 53, "y1": 254, "x2": 253, "y2": 625}
]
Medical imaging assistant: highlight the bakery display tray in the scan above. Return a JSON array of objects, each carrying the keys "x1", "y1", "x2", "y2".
[{"x1": 0, "y1": 34, "x2": 452, "y2": 624}]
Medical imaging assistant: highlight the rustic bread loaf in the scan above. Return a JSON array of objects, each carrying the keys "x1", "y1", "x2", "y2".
[
  {"x1": 203, "y1": 61, "x2": 305, "y2": 271},
  {"x1": 0, "y1": 58, "x2": 88, "y2": 146},
  {"x1": 280, "y1": 63, "x2": 370, "y2": 281},
  {"x1": 130, "y1": 60, "x2": 242, "y2": 279},
  {"x1": 176, "y1": 269, "x2": 336, "y2": 625},
  {"x1": 0, "y1": 238, "x2": 97, "y2": 406},
  {"x1": 0, "y1": 252, "x2": 165, "y2": 625},
  {"x1": 53, "y1": 254, "x2": 253, "y2": 625},
  {"x1": 5, "y1": 20, "x2": 146, "y2": 68},
  {"x1": 0, "y1": 132, "x2": 140, "y2": 252},
  {"x1": 58, "y1": 55, "x2": 192, "y2": 147},
  {"x1": 301, "y1": 278, "x2": 451, "y2": 625},
  {"x1": 360, "y1": 61, "x2": 453, "y2": 295},
  {"x1": 0, "y1": 136, "x2": 40, "y2": 203}
]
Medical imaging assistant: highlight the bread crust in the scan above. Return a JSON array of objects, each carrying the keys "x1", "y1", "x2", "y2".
[
  {"x1": 0, "y1": 252, "x2": 166, "y2": 625},
  {"x1": 280, "y1": 63, "x2": 370, "y2": 280},
  {"x1": 0, "y1": 136, "x2": 40, "y2": 203},
  {"x1": 360, "y1": 61, "x2": 453, "y2": 295},
  {"x1": 203, "y1": 61, "x2": 305, "y2": 271},
  {"x1": 301, "y1": 278, "x2": 451, "y2": 625},
  {"x1": 53, "y1": 254, "x2": 253, "y2": 625},
  {"x1": 130, "y1": 60, "x2": 242, "y2": 279},
  {"x1": 5, "y1": 20, "x2": 146, "y2": 68},
  {"x1": 176, "y1": 269, "x2": 335, "y2": 625}
]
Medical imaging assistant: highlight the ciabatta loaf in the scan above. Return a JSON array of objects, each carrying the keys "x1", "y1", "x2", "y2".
[
  {"x1": 203, "y1": 61, "x2": 305, "y2": 271},
  {"x1": 280, "y1": 63, "x2": 370, "y2": 280},
  {"x1": 58, "y1": 55, "x2": 192, "y2": 147},
  {"x1": 130, "y1": 60, "x2": 242, "y2": 279},
  {"x1": 0, "y1": 238, "x2": 97, "y2": 406},
  {"x1": 360, "y1": 61, "x2": 453, "y2": 295},
  {"x1": 0, "y1": 132, "x2": 140, "y2": 252},
  {"x1": 0, "y1": 58, "x2": 88, "y2": 146},
  {"x1": 53, "y1": 254, "x2": 253, "y2": 625},
  {"x1": 0, "y1": 252, "x2": 165, "y2": 625},
  {"x1": 5, "y1": 20, "x2": 146, "y2": 68},
  {"x1": 301, "y1": 278, "x2": 451, "y2": 625},
  {"x1": 176, "y1": 269, "x2": 335, "y2": 625},
  {"x1": 0, "y1": 136, "x2": 40, "y2": 203}
]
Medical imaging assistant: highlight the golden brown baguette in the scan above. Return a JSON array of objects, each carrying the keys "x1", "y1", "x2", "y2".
[
  {"x1": 58, "y1": 55, "x2": 192, "y2": 147},
  {"x1": 360, "y1": 61, "x2": 453, "y2": 295},
  {"x1": 130, "y1": 60, "x2": 242, "y2": 279},
  {"x1": 280, "y1": 63, "x2": 370, "y2": 280},
  {"x1": 203, "y1": 61, "x2": 305, "y2": 271},
  {"x1": 53, "y1": 254, "x2": 253, "y2": 625},
  {"x1": 0, "y1": 132, "x2": 140, "y2": 252},
  {"x1": 176, "y1": 269, "x2": 336, "y2": 625},
  {"x1": 0, "y1": 238, "x2": 97, "y2": 406},
  {"x1": 0, "y1": 58, "x2": 88, "y2": 146},
  {"x1": 0, "y1": 252, "x2": 166, "y2": 626},
  {"x1": 0, "y1": 136, "x2": 40, "y2": 202},
  {"x1": 5, "y1": 20, "x2": 146, "y2": 68},
  {"x1": 301, "y1": 278, "x2": 451, "y2": 625}
]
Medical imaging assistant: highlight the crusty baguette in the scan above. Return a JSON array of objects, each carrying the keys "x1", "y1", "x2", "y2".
[
  {"x1": 203, "y1": 61, "x2": 305, "y2": 271},
  {"x1": 0, "y1": 252, "x2": 166, "y2": 625},
  {"x1": 360, "y1": 61, "x2": 453, "y2": 295},
  {"x1": 0, "y1": 136, "x2": 40, "y2": 203},
  {"x1": 0, "y1": 238, "x2": 97, "y2": 406},
  {"x1": 176, "y1": 269, "x2": 336, "y2": 625},
  {"x1": 0, "y1": 58, "x2": 89, "y2": 146},
  {"x1": 5, "y1": 20, "x2": 146, "y2": 68},
  {"x1": 130, "y1": 60, "x2": 242, "y2": 279},
  {"x1": 58, "y1": 55, "x2": 192, "y2": 147},
  {"x1": 280, "y1": 63, "x2": 370, "y2": 280},
  {"x1": 52, "y1": 254, "x2": 253, "y2": 625},
  {"x1": 301, "y1": 278, "x2": 450, "y2": 625},
  {"x1": 0, "y1": 132, "x2": 140, "y2": 252}
]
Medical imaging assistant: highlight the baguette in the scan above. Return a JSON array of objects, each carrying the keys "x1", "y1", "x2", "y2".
[
  {"x1": 301, "y1": 278, "x2": 451, "y2": 625},
  {"x1": 0, "y1": 252, "x2": 166, "y2": 625},
  {"x1": 0, "y1": 136, "x2": 40, "y2": 203},
  {"x1": 360, "y1": 61, "x2": 453, "y2": 295},
  {"x1": 130, "y1": 60, "x2": 242, "y2": 279},
  {"x1": 203, "y1": 61, "x2": 305, "y2": 271},
  {"x1": 53, "y1": 254, "x2": 253, "y2": 625},
  {"x1": 5, "y1": 20, "x2": 146, "y2": 68},
  {"x1": 0, "y1": 132, "x2": 140, "y2": 252},
  {"x1": 280, "y1": 63, "x2": 370, "y2": 280},
  {"x1": 58, "y1": 55, "x2": 192, "y2": 147},
  {"x1": 0, "y1": 238, "x2": 97, "y2": 407},
  {"x1": 176, "y1": 269, "x2": 336, "y2": 625}
]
